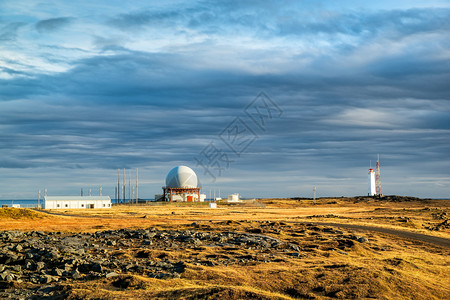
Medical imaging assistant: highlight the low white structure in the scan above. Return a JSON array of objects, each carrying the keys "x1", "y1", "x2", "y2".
[
  {"x1": 209, "y1": 203, "x2": 217, "y2": 208},
  {"x1": 44, "y1": 196, "x2": 112, "y2": 209},
  {"x1": 154, "y1": 193, "x2": 206, "y2": 202},
  {"x1": 227, "y1": 193, "x2": 240, "y2": 202}
]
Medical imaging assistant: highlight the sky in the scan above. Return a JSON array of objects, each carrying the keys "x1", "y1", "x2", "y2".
[{"x1": 1, "y1": 0, "x2": 450, "y2": 200}]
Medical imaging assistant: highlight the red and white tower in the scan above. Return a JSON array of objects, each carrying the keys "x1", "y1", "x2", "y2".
[{"x1": 375, "y1": 154, "x2": 382, "y2": 196}]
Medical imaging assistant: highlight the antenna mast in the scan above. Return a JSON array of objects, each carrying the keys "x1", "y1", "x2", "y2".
[
  {"x1": 136, "y1": 168, "x2": 138, "y2": 204},
  {"x1": 123, "y1": 168, "x2": 125, "y2": 203},
  {"x1": 376, "y1": 154, "x2": 382, "y2": 196}
]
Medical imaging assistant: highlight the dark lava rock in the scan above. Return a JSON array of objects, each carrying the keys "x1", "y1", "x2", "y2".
[
  {"x1": 357, "y1": 237, "x2": 368, "y2": 243},
  {"x1": 71, "y1": 269, "x2": 81, "y2": 280}
]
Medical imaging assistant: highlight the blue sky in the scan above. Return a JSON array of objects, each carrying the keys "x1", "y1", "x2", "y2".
[{"x1": 1, "y1": 1, "x2": 450, "y2": 199}]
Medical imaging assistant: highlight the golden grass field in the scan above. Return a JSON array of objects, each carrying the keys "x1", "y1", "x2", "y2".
[{"x1": 1, "y1": 197, "x2": 449, "y2": 299}]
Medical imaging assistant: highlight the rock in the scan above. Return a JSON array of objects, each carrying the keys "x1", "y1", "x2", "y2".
[
  {"x1": 107, "y1": 240, "x2": 116, "y2": 246},
  {"x1": 39, "y1": 275, "x2": 53, "y2": 284},
  {"x1": 63, "y1": 263, "x2": 73, "y2": 272},
  {"x1": 173, "y1": 261, "x2": 186, "y2": 273},
  {"x1": 13, "y1": 265, "x2": 22, "y2": 272},
  {"x1": 289, "y1": 243, "x2": 300, "y2": 251},
  {"x1": 92, "y1": 263, "x2": 102, "y2": 273},
  {"x1": 336, "y1": 250, "x2": 348, "y2": 255},
  {"x1": 52, "y1": 268, "x2": 64, "y2": 277},
  {"x1": 71, "y1": 269, "x2": 82, "y2": 280},
  {"x1": 0, "y1": 272, "x2": 9, "y2": 281},
  {"x1": 24, "y1": 261, "x2": 35, "y2": 270},
  {"x1": 247, "y1": 228, "x2": 263, "y2": 234},
  {"x1": 46, "y1": 250, "x2": 60, "y2": 260},
  {"x1": 357, "y1": 237, "x2": 368, "y2": 243},
  {"x1": 105, "y1": 272, "x2": 119, "y2": 278},
  {"x1": 1, "y1": 252, "x2": 19, "y2": 264},
  {"x1": 5, "y1": 274, "x2": 14, "y2": 281},
  {"x1": 155, "y1": 261, "x2": 173, "y2": 269},
  {"x1": 145, "y1": 232, "x2": 156, "y2": 238},
  {"x1": 74, "y1": 248, "x2": 85, "y2": 255},
  {"x1": 156, "y1": 272, "x2": 178, "y2": 279},
  {"x1": 36, "y1": 262, "x2": 46, "y2": 272}
]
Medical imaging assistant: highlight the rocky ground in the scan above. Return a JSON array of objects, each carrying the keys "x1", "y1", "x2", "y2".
[{"x1": 0, "y1": 221, "x2": 375, "y2": 299}]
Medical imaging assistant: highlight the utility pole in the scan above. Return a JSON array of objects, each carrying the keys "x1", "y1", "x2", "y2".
[
  {"x1": 38, "y1": 190, "x2": 41, "y2": 208},
  {"x1": 129, "y1": 169, "x2": 131, "y2": 203},
  {"x1": 313, "y1": 186, "x2": 316, "y2": 205}
]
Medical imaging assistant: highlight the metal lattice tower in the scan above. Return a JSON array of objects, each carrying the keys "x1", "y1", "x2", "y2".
[{"x1": 376, "y1": 154, "x2": 382, "y2": 195}]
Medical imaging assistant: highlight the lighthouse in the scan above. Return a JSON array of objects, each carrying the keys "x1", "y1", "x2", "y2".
[{"x1": 368, "y1": 168, "x2": 376, "y2": 196}]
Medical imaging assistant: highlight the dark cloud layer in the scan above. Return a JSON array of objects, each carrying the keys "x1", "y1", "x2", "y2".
[
  {"x1": 0, "y1": 21, "x2": 26, "y2": 41},
  {"x1": 0, "y1": 1, "x2": 449, "y2": 199},
  {"x1": 35, "y1": 17, "x2": 73, "y2": 33}
]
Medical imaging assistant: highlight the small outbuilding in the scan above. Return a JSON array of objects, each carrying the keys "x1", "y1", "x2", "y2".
[
  {"x1": 227, "y1": 193, "x2": 240, "y2": 202},
  {"x1": 44, "y1": 196, "x2": 112, "y2": 209}
]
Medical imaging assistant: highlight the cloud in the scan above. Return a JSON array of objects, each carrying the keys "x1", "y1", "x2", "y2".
[
  {"x1": 0, "y1": 22, "x2": 26, "y2": 41},
  {"x1": 109, "y1": 10, "x2": 184, "y2": 31},
  {"x1": 35, "y1": 17, "x2": 73, "y2": 33},
  {"x1": 1, "y1": 1, "x2": 450, "y2": 198}
]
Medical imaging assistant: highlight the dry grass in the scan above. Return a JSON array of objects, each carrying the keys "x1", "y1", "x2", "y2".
[
  {"x1": 0, "y1": 207, "x2": 48, "y2": 219},
  {"x1": 1, "y1": 198, "x2": 449, "y2": 299},
  {"x1": 4, "y1": 198, "x2": 447, "y2": 237}
]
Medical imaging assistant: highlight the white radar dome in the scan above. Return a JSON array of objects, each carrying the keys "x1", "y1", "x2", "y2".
[{"x1": 165, "y1": 166, "x2": 198, "y2": 188}]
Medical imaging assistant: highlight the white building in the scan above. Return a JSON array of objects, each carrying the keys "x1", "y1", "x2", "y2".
[
  {"x1": 368, "y1": 168, "x2": 376, "y2": 196},
  {"x1": 44, "y1": 196, "x2": 112, "y2": 209},
  {"x1": 227, "y1": 193, "x2": 240, "y2": 202}
]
